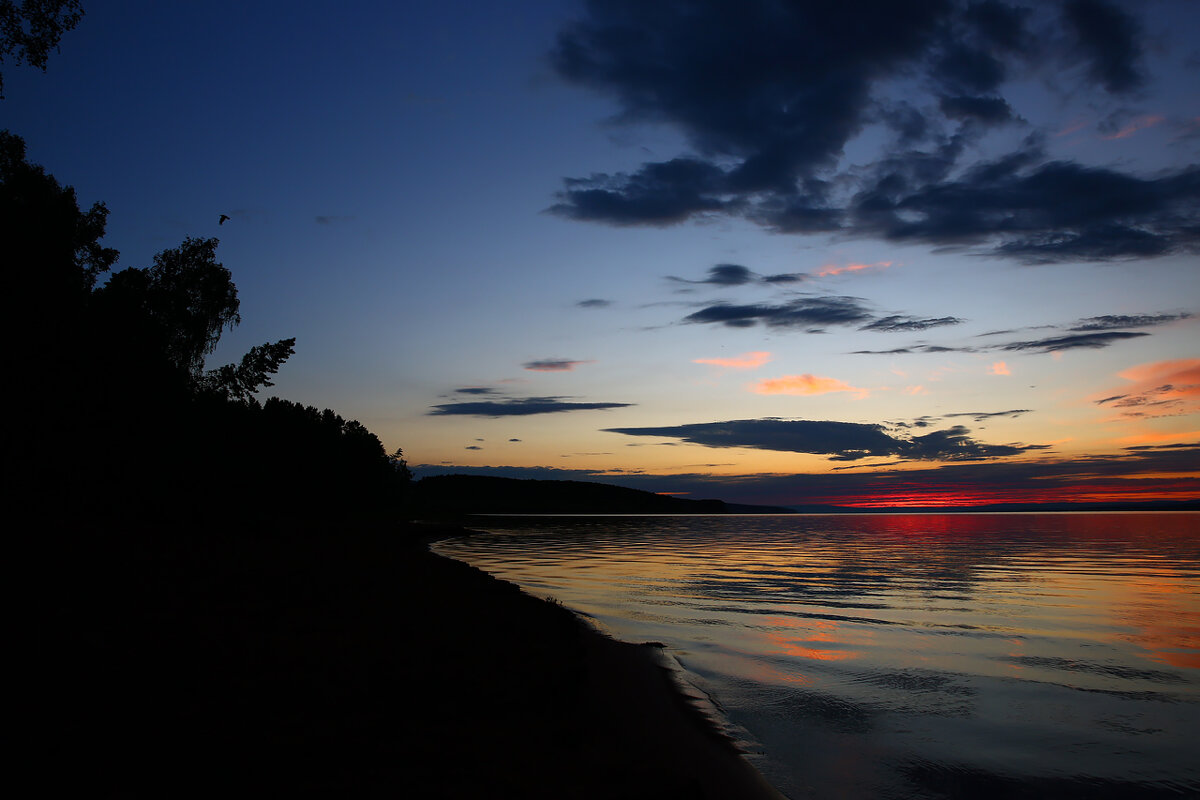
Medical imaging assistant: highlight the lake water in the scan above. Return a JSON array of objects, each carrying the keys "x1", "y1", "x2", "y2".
[{"x1": 434, "y1": 513, "x2": 1200, "y2": 799}]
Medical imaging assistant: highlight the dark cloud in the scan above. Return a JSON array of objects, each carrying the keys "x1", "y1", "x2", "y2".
[
  {"x1": 465, "y1": 445, "x2": 482, "y2": 450},
  {"x1": 943, "y1": 409, "x2": 1032, "y2": 422},
  {"x1": 508, "y1": 438, "x2": 522, "y2": 442},
  {"x1": 1094, "y1": 374, "x2": 1197, "y2": 417},
  {"x1": 455, "y1": 387, "x2": 499, "y2": 395},
  {"x1": 430, "y1": 396, "x2": 634, "y2": 417},
  {"x1": 670, "y1": 263, "x2": 755, "y2": 286},
  {"x1": 548, "y1": 158, "x2": 733, "y2": 226},
  {"x1": 852, "y1": 344, "x2": 970, "y2": 354},
  {"x1": 1124, "y1": 442, "x2": 1200, "y2": 452},
  {"x1": 938, "y1": 94, "x2": 1014, "y2": 124},
  {"x1": 904, "y1": 426, "x2": 1047, "y2": 460},
  {"x1": 576, "y1": 298, "x2": 613, "y2": 308},
  {"x1": 552, "y1": 0, "x2": 950, "y2": 181},
  {"x1": 860, "y1": 315, "x2": 964, "y2": 332},
  {"x1": 549, "y1": 2, "x2": 1197, "y2": 262},
  {"x1": 963, "y1": 0, "x2": 1030, "y2": 53},
  {"x1": 684, "y1": 296, "x2": 873, "y2": 330},
  {"x1": 314, "y1": 215, "x2": 354, "y2": 225},
  {"x1": 853, "y1": 327, "x2": 1152, "y2": 356},
  {"x1": 859, "y1": 159, "x2": 1200, "y2": 262},
  {"x1": 933, "y1": 43, "x2": 1007, "y2": 95},
  {"x1": 603, "y1": 418, "x2": 1039, "y2": 462},
  {"x1": 1069, "y1": 313, "x2": 1192, "y2": 331},
  {"x1": 1061, "y1": 0, "x2": 1144, "y2": 93},
  {"x1": 1000, "y1": 331, "x2": 1150, "y2": 353},
  {"x1": 1095, "y1": 389, "x2": 1177, "y2": 410},
  {"x1": 891, "y1": 416, "x2": 938, "y2": 429},
  {"x1": 670, "y1": 264, "x2": 809, "y2": 287},
  {"x1": 523, "y1": 359, "x2": 591, "y2": 372}
]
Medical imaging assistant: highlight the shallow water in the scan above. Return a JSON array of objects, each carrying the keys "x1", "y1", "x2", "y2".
[{"x1": 435, "y1": 513, "x2": 1200, "y2": 799}]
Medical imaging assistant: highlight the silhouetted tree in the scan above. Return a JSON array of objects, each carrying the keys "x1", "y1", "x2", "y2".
[
  {"x1": 200, "y1": 337, "x2": 297, "y2": 402},
  {"x1": 2, "y1": 129, "x2": 119, "y2": 507},
  {"x1": 0, "y1": 0, "x2": 83, "y2": 97},
  {"x1": 5, "y1": 132, "x2": 410, "y2": 520},
  {"x1": 98, "y1": 237, "x2": 241, "y2": 381},
  {"x1": 1, "y1": 130, "x2": 116, "y2": 296},
  {"x1": 388, "y1": 447, "x2": 412, "y2": 483}
]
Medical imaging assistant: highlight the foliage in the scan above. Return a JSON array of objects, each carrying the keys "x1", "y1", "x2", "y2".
[
  {"x1": 99, "y1": 237, "x2": 241, "y2": 380},
  {"x1": 200, "y1": 337, "x2": 297, "y2": 402},
  {"x1": 1, "y1": 129, "x2": 116, "y2": 296},
  {"x1": 0, "y1": 0, "x2": 83, "y2": 97},
  {"x1": 4, "y1": 130, "x2": 410, "y2": 520}
]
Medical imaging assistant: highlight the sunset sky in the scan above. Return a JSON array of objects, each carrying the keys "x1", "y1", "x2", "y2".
[{"x1": 7, "y1": 0, "x2": 1198, "y2": 507}]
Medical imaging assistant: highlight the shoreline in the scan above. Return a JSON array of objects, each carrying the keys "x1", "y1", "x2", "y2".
[
  {"x1": 35, "y1": 517, "x2": 785, "y2": 798},
  {"x1": 426, "y1": 524, "x2": 785, "y2": 799}
]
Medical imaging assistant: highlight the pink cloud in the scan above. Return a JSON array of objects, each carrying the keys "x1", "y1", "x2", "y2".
[
  {"x1": 1055, "y1": 119, "x2": 1091, "y2": 137},
  {"x1": 1094, "y1": 359, "x2": 1200, "y2": 419},
  {"x1": 751, "y1": 374, "x2": 868, "y2": 398},
  {"x1": 694, "y1": 351, "x2": 772, "y2": 369},
  {"x1": 814, "y1": 260, "x2": 892, "y2": 277},
  {"x1": 904, "y1": 385, "x2": 928, "y2": 396},
  {"x1": 989, "y1": 361, "x2": 1011, "y2": 376},
  {"x1": 1100, "y1": 115, "x2": 1166, "y2": 140}
]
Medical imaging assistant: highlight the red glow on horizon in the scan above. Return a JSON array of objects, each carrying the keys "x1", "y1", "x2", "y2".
[{"x1": 799, "y1": 477, "x2": 1200, "y2": 508}]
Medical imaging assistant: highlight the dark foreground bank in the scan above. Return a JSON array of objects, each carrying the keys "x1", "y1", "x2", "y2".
[{"x1": 31, "y1": 519, "x2": 782, "y2": 798}]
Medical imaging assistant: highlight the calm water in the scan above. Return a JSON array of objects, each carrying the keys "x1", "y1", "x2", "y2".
[{"x1": 435, "y1": 513, "x2": 1200, "y2": 799}]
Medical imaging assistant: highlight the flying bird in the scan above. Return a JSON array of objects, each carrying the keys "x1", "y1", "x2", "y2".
[{"x1": 218, "y1": 214, "x2": 230, "y2": 225}]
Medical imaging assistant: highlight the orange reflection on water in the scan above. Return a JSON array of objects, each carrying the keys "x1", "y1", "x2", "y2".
[
  {"x1": 764, "y1": 616, "x2": 863, "y2": 662},
  {"x1": 1109, "y1": 566, "x2": 1200, "y2": 670}
]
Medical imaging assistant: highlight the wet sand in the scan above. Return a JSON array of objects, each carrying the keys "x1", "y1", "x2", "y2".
[{"x1": 34, "y1": 519, "x2": 783, "y2": 798}]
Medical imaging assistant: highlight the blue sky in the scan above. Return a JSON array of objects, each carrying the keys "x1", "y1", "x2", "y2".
[{"x1": 7, "y1": 0, "x2": 1198, "y2": 506}]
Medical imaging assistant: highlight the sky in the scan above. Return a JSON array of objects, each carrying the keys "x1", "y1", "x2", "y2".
[{"x1": 5, "y1": 0, "x2": 1198, "y2": 507}]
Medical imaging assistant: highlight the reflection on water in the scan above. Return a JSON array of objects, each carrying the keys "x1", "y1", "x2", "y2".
[{"x1": 436, "y1": 513, "x2": 1200, "y2": 799}]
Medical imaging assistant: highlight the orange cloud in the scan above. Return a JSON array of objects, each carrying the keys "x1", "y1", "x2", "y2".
[
  {"x1": 814, "y1": 260, "x2": 892, "y2": 277},
  {"x1": 1095, "y1": 359, "x2": 1200, "y2": 419},
  {"x1": 989, "y1": 361, "x2": 1011, "y2": 376},
  {"x1": 1101, "y1": 114, "x2": 1166, "y2": 140},
  {"x1": 693, "y1": 351, "x2": 772, "y2": 369},
  {"x1": 904, "y1": 385, "x2": 928, "y2": 395},
  {"x1": 1117, "y1": 359, "x2": 1200, "y2": 386},
  {"x1": 751, "y1": 374, "x2": 868, "y2": 398},
  {"x1": 1117, "y1": 430, "x2": 1200, "y2": 446}
]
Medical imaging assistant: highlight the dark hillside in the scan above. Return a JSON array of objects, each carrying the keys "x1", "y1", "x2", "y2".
[{"x1": 413, "y1": 474, "x2": 793, "y2": 515}]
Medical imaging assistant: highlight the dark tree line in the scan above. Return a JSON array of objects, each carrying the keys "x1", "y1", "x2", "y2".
[{"x1": 2, "y1": 130, "x2": 410, "y2": 521}]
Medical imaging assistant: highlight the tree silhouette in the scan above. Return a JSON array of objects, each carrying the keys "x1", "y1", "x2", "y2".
[
  {"x1": 1, "y1": 129, "x2": 116, "y2": 296},
  {"x1": 0, "y1": 0, "x2": 83, "y2": 97},
  {"x1": 4, "y1": 131, "x2": 411, "y2": 519},
  {"x1": 201, "y1": 337, "x2": 297, "y2": 402},
  {"x1": 98, "y1": 237, "x2": 241, "y2": 380}
]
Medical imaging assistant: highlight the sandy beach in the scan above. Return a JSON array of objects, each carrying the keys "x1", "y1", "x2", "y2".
[{"x1": 34, "y1": 519, "x2": 783, "y2": 798}]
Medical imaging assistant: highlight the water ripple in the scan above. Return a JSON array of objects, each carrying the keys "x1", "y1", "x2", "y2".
[{"x1": 437, "y1": 512, "x2": 1200, "y2": 799}]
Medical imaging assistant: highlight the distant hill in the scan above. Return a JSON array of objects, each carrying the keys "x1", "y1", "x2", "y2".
[{"x1": 412, "y1": 475, "x2": 794, "y2": 515}]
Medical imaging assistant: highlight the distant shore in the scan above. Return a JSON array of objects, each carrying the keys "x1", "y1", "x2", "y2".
[{"x1": 35, "y1": 517, "x2": 783, "y2": 798}]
